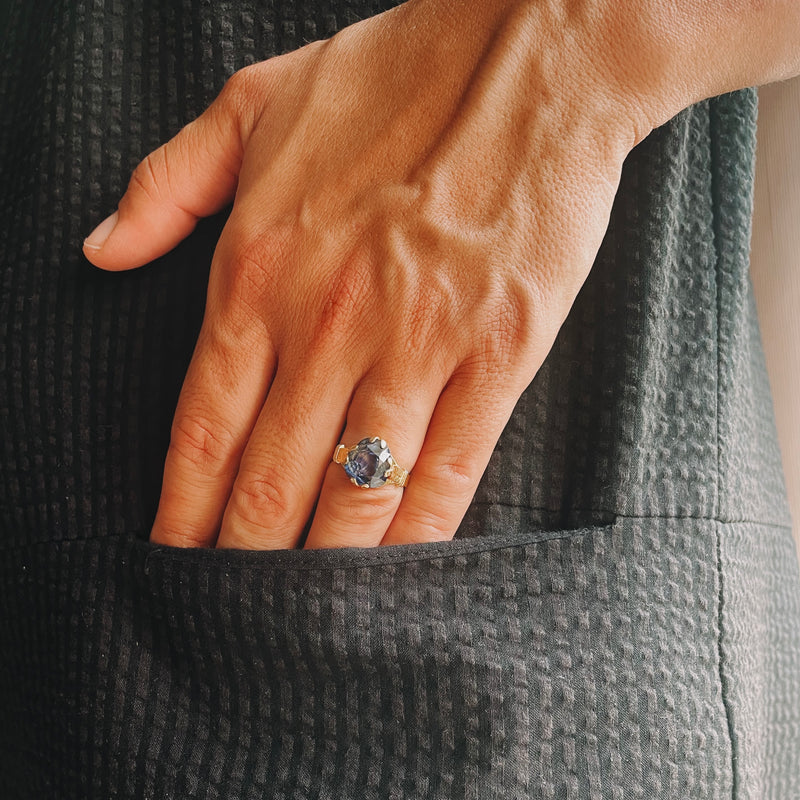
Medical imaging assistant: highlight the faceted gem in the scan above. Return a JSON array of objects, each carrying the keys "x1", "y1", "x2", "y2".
[{"x1": 344, "y1": 437, "x2": 393, "y2": 488}]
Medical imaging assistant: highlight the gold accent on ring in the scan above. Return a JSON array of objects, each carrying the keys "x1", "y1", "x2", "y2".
[{"x1": 386, "y1": 463, "x2": 410, "y2": 488}]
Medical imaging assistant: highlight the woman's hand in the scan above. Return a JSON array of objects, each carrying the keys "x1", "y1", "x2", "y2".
[{"x1": 81, "y1": 0, "x2": 800, "y2": 549}]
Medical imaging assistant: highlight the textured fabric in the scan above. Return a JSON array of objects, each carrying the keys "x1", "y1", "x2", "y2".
[{"x1": 1, "y1": 1, "x2": 798, "y2": 798}]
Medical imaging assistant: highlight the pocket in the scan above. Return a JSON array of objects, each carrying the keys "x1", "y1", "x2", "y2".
[
  {"x1": 137, "y1": 519, "x2": 607, "y2": 573},
  {"x1": 3, "y1": 517, "x2": 733, "y2": 799}
]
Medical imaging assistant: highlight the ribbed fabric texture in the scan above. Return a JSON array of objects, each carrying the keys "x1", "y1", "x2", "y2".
[{"x1": 1, "y1": 1, "x2": 798, "y2": 798}]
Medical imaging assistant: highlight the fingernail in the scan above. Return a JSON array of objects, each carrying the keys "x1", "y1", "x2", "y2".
[{"x1": 83, "y1": 211, "x2": 119, "y2": 250}]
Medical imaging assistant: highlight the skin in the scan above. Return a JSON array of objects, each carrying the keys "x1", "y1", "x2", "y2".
[{"x1": 83, "y1": 0, "x2": 800, "y2": 550}]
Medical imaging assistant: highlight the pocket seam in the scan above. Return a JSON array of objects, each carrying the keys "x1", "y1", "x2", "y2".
[{"x1": 139, "y1": 523, "x2": 616, "y2": 574}]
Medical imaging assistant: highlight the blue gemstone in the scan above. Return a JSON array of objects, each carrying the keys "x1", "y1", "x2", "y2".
[{"x1": 344, "y1": 438, "x2": 393, "y2": 487}]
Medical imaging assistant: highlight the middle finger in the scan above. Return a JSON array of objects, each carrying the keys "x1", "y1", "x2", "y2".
[{"x1": 215, "y1": 353, "x2": 354, "y2": 549}]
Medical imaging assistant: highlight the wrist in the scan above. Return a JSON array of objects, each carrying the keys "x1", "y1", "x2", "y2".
[
  {"x1": 401, "y1": 0, "x2": 653, "y2": 150},
  {"x1": 588, "y1": 0, "x2": 800, "y2": 131}
]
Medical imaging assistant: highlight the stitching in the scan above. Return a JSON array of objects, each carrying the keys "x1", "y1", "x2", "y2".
[
  {"x1": 467, "y1": 500, "x2": 789, "y2": 528},
  {"x1": 136, "y1": 524, "x2": 617, "y2": 574},
  {"x1": 0, "y1": 508, "x2": 790, "y2": 557},
  {"x1": 708, "y1": 95, "x2": 738, "y2": 800},
  {"x1": 717, "y1": 519, "x2": 738, "y2": 797}
]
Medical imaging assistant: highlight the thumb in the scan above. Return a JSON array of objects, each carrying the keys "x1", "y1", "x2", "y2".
[{"x1": 83, "y1": 88, "x2": 246, "y2": 271}]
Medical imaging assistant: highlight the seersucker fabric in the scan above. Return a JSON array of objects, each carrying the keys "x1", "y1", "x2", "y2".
[{"x1": 0, "y1": 1, "x2": 798, "y2": 798}]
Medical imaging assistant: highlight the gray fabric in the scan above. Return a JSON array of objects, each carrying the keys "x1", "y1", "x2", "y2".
[
  {"x1": 0, "y1": 0, "x2": 798, "y2": 797},
  {"x1": 4, "y1": 519, "x2": 733, "y2": 798},
  {"x1": 720, "y1": 521, "x2": 800, "y2": 797}
]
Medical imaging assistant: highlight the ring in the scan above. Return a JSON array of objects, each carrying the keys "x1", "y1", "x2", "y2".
[{"x1": 332, "y1": 437, "x2": 410, "y2": 489}]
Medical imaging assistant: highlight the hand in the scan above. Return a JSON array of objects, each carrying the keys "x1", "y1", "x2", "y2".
[
  {"x1": 81, "y1": 0, "x2": 798, "y2": 549},
  {"x1": 80, "y1": 0, "x2": 647, "y2": 550}
]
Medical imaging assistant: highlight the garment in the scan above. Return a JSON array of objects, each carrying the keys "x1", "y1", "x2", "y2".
[{"x1": 0, "y1": 1, "x2": 798, "y2": 798}]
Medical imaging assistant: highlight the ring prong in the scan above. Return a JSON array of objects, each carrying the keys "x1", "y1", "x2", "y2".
[{"x1": 333, "y1": 437, "x2": 409, "y2": 489}]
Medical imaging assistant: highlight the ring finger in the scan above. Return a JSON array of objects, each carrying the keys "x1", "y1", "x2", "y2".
[{"x1": 302, "y1": 368, "x2": 442, "y2": 549}]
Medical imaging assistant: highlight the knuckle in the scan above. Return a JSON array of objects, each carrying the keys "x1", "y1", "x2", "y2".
[
  {"x1": 218, "y1": 528, "x2": 270, "y2": 550},
  {"x1": 220, "y1": 228, "x2": 292, "y2": 321},
  {"x1": 229, "y1": 468, "x2": 296, "y2": 530},
  {"x1": 401, "y1": 500, "x2": 458, "y2": 540},
  {"x1": 397, "y1": 459, "x2": 478, "y2": 538},
  {"x1": 326, "y1": 485, "x2": 401, "y2": 528},
  {"x1": 218, "y1": 65, "x2": 257, "y2": 113},
  {"x1": 227, "y1": 256, "x2": 272, "y2": 322},
  {"x1": 405, "y1": 276, "x2": 452, "y2": 352},
  {"x1": 477, "y1": 285, "x2": 541, "y2": 367},
  {"x1": 486, "y1": 301, "x2": 528, "y2": 356},
  {"x1": 418, "y1": 452, "x2": 478, "y2": 505},
  {"x1": 169, "y1": 413, "x2": 239, "y2": 477},
  {"x1": 347, "y1": 388, "x2": 403, "y2": 425},
  {"x1": 435, "y1": 458, "x2": 479, "y2": 495},
  {"x1": 129, "y1": 151, "x2": 163, "y2": 203},
  {"x1": 216, "y1": 65, "x2": 266, "y2": 136},
  {"x1": 202, "y1": 313, "x2": 274, "y2": 382},
  {"x1": 406, "y1": 454, "x2": 479, "y2": 538},
  {"x1": 152, "y1": 523, "x2": 212, "y2": 549},
  {"x1": 317, "y1": 259, "x2": 373, "y2": 341}
]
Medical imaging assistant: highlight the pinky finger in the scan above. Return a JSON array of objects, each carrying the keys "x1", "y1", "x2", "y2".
[{"x1": 380, "y1": 368, "x2": 523, "y2": 546}]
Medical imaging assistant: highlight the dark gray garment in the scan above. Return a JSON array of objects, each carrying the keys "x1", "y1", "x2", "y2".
[{"x1": 0, "y1": 1, "x2": 798, "y2": 798}]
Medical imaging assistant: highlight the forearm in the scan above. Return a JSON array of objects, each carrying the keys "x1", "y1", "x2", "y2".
[
  {"x1": 403, "y1": 0, "x2": 800, "y2": 142},
  {"x1": 584, "y1": 0, "x2": 800, "y2": 130}
]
